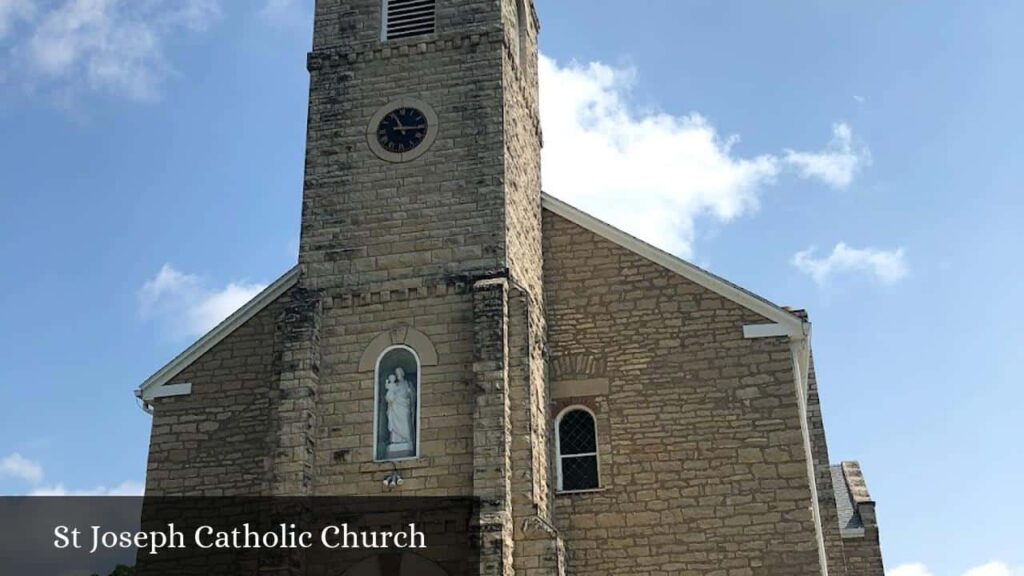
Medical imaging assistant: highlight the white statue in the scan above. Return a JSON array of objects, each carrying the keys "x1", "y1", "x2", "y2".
[{"x1": 384, "y1": 367, "x2": 414, "y2": 455}]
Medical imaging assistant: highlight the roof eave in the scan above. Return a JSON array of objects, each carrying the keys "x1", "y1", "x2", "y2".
[
  {"x1": 136, "y1": 265, "x2": 300, "y2": 403},
  {"x1": 541, "y1": 193, "x2": 808, "y2": 336},
  {"x1": 137, "y1": 196, "x2": 809, "y2": 403}
]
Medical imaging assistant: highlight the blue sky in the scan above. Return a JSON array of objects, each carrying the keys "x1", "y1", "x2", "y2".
[{"x1": 1, "y1": 2, "x2": 1022, "y2": 575}]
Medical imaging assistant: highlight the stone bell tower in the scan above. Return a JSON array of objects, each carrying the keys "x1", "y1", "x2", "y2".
[
  {"x1": 299, "y1": 0, "x2": 543, "y2": 293},
  {"x1": 290, "y1": 0, "x2": 559, "y2": 573}
]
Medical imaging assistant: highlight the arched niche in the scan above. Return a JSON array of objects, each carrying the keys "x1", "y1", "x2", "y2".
[
  {"x1": 374, "y1": 345, "x2": 420, "y2": 461},
  {"x1": 358, "y1": 326, "x2": 439, "y2": 372}
]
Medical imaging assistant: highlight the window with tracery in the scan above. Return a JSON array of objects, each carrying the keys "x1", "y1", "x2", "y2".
[{"x1": 556, "y1": 407, "x2": 600, "y2": 492}]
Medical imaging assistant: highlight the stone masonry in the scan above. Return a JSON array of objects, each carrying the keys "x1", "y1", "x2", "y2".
[
  {"x1": 543, "y1": 211, "x2": 822, "y2": 575},
  {"x1": 139, "y1": 2, "x2": 886, "y2": 575}
]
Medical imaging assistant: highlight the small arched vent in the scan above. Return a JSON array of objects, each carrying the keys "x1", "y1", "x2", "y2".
[{"x1": 384, "y1": 0, "x2": 436, "y2": 41}]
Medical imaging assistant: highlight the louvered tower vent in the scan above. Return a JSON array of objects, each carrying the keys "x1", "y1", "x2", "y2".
[{"x1": 384, "y1": 0, "x2": 436, "y2": 40}]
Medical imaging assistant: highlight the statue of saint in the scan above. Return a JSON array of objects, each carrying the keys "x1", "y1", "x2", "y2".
[{"x1": 384, "y1": 367, "x2": 414, "y2": 455}]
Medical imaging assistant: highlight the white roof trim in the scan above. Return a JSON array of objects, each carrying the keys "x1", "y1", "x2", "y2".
[
  {"x1": 541, "y1": 193, "x2": 807, "y2": 336},
  {"x1": 743, "y1": 323, "x2": 792, "y2": 339},
  {"x1": 138, "y1": 197, "x2": 806, "y2": 402},
  {"x1": 150, "y1": 382, "x2": 192, "y2": 400},
  {"x1": 137, "y1": 265, "x2": 300, "y2": 402}
]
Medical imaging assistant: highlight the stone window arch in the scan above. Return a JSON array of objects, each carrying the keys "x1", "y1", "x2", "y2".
[
  {"x1": 555, "y1": 406, "x2": 601, "y2": 492},
  {"x1": 358, "y1": 326, "x2": 438, "y2": 372},
  {"x1": 374, "y1": 345, "x2": 421, "y2": 461}
]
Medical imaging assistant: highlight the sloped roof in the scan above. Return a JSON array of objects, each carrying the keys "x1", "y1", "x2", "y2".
[
  {"x1": 831, "y1": 461, "x2": 875, "y2": 538},
  {"x1": 541, "y1": 193, "x2": 807, "y2": 335},
  {"x1": 137, "y1": 195, "x2": 809, "y2": 401},
  {"x1": 831, "y1": 465, "x2": 865, "y2": 537},
  {"x1": 137, "y1": 266, "x2": 300, "y2": 402}
]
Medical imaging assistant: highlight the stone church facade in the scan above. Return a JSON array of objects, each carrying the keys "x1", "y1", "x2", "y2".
[{"x1": 135, "y1": 1, "x2": 886, "y2": 575}]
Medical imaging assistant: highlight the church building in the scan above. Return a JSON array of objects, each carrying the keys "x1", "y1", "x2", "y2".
[{"x1": 135, "y1": 1, "x2": 887, "y2": 574}]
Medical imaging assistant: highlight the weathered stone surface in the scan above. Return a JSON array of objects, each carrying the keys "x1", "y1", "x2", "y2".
[
  {"x1": 543, "y1": 211, "x2": 826, "y2": 575},
  {"x1": 140, "y1": 2, "x2": 884, "y2": 575}
]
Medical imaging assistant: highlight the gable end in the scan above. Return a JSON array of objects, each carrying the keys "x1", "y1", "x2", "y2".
[
  {"x1": 540, "y1": 193, "x2": 808, "y2": 336},
  {"x1": 136, "y1": 266, "x2": 300, "y2": 404}
]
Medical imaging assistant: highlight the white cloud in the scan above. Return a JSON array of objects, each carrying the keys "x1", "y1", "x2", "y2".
[
  {"x1": 260, "y1": 0, "x2": 292, "y2": 17},
  {"x1": 259, "y1": 0, "x2": 304, "y2": 21},
  {"x1": 889, "y1": 564, "x2": 935, "y2": 576},
  {"x1": 792, "y1": 242, "x2": 908, "y2": 286},
  {"x1": 888, "y1": 562, "x2": 1024, "y2": 576},
  {"x1": 783, "y1": 122, "x2": 871, "y2": 189},
  {"x1": 1, "y1": 452, "x2": 143, "y2": 496},
  {"x1": 963, "y1": 563, "x2": 1024, "y2": 576},
  {"x1": 6, "y1": 0, "x2": 220, "y2": 101},
  {"x1": 140, "y1": 264, "x2": 267, "y2": 338},
  {"x1": 0, "y1": 0, "x2": 33, "y2": 39},
  {"x1": 539, "y1": 55, "x2": 870, "y2": 258},
  {"x1": 170, "y1": 0, "x2": 221, "y2": 32},
  {"x1": 30, "y1": 480, "x2": 144, "y2": 496},
  {"x1": 0, "y1": 453, "x2": 44, "y2": 484}
]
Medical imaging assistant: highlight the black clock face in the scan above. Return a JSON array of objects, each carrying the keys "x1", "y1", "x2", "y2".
[{"x1": 376, "y1": 107, "x2": 429, "y2": 154}]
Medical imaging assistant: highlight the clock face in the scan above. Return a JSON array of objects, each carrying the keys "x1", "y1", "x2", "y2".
[
  {"x1": 376, "y1": 107, "x2": 429, "y2": 154},
  {"x1": 367, "y1": 98, "x2": 438, "y2": 162}
]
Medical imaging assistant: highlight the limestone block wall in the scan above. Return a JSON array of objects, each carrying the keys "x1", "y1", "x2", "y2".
[
  {"x1": 805, "y1": 356, "x2": 850, "y2": 576},
  {"x1": 144, "y1": 290, "x2": 296, "y2": 496},
  {"x1": 840, "y1": 462, "x2": 885, "y2": 576},
  {"x1": 501, "y1": 0, "x2": 544, "y2": 297},
  {"x1": 310, "y1": 284, "x2": 478, "y2": 496},
  {"x1": 844, "y1": 534, "x2": 885, "y2": 576},
  {"x1": 312, "y1": 0, "x2": 504, "y2": 51},
  {"x1": 301, "y1": 1, "x2": 510, "y2": 292},
  {"x1": 499, "y1": 0, "x2": 553, "y2": 537},
  {"x1": 299, "y1": 2, "x2": 557, "y2": 571},
  {"x1": 542, "y1": 210, "x2": 823, "y2": 576}
]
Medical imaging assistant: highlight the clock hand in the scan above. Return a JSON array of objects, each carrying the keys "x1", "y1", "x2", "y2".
[
  {"x1": 389, "y1": 113, "x2": 404, "y2": 129},
  {"x1": 394, "y1": 125, "x2": 426, "y2": 132}
]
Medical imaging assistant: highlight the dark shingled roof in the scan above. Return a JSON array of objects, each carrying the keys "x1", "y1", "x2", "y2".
[{"x1": 831, "y1": 463, "x2": 866, "y2": 537}]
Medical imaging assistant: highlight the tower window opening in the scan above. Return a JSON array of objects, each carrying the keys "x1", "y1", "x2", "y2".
[{"x1": 383, "y1": 0, "x2": 436, "y2": 41}]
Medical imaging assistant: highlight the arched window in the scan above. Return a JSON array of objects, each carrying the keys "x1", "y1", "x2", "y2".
[
  {"x1": 556, "y1": 407, "x2": 600, "y2": 492},
  {"x1": 374, "y1": 346, "x2": 420, "y2": 461}
]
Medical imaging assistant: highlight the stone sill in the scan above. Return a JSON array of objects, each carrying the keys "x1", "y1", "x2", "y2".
[
  {"x1": 360, "y1": 457, "x2": 434, "y2": 473},
  {"x1": 555, "y1": 488, "x2": 607, "y2": 497}
]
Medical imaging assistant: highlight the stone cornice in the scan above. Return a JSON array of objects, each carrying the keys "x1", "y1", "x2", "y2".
[{"x1": 307, "y1": 29, "x2": 502, "y2": 72}]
